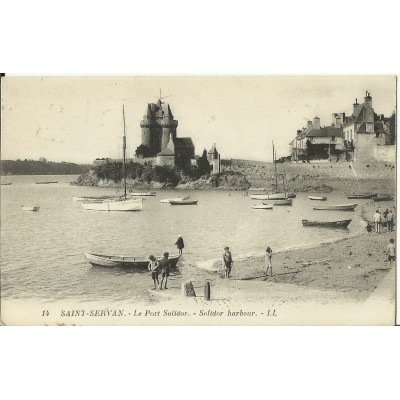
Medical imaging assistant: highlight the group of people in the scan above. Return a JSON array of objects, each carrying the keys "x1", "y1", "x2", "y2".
[
  {"x1": 147, "y1": 235, "x2": 185, "y2": 290},
  {"x1": 369, "y1": 209, "x2": 395, "y2": 234}
]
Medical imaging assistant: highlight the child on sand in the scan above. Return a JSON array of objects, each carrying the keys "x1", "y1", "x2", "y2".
[
  {"x1": 265, "y1": 247, "x2": 273, "y2": 276},
  {"x1": 386, "y1": 239, "x2": 396, "y2": 267},
  {"x1": 148, "y1": 255, "x2": 160, "y2": 290},
  {"x1": 223, "y1": 247, "x2": 233, "y2": 279},
  {"x1": 366, "y1": 223, "x2": 372, "y2": 235}
]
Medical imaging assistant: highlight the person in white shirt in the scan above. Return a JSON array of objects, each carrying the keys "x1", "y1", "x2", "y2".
[{"x1": 373, "y1": 210, "x2": 381, "y2": 233}]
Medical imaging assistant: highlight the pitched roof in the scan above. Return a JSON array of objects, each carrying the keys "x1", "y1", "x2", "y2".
[
  {"x1": 306, "y1": 127, "x2": 343, "y2": 138},
  {"x1": 157, "y1": 148, "x2": 175, "y2": 156},
  {"x1": 352, "y1": 103, "x2": 364, "y2": 122}
]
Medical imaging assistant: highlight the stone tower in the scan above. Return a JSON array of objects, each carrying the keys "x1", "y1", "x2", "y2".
[
  {"x1": 207, "y1": 143, "x2": 221, "y2": 174},
  {"x1": 140, "y1": 99, "x2": 178, "y2": 156}
]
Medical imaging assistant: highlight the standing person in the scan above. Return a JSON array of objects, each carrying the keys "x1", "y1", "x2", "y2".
[
  {"x1": 386, "y1": 239, "x2": 396, "y2": 267},
  {"x1": 383, "y1": 209, "x2": 389, "y2": 230},
  {"x1": 159, "y1": 252, "x2": 171, "y2": 290},
  {"x1": 265, "y1": 247, "x2": 273, "y2": 276},
  {"x1": 373, "y1": 210, "x2": 381, "y2": 233},
  {"x1": 175, "y1": 234, "x2": 184, "y2": 255},
  {"x1": 387, "y1": 210, "x2": 394, "y2": 232},
  {"x1": 148, "y1": 255, "x2": 159, "y2": 290},
  {"x1": 223, "y1": 246, "x2": 233, "y2": 279}
]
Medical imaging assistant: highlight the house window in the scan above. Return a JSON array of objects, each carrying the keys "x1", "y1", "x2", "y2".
[{"x1": 331, "y1": 136, "x2": 336, "y2": 141}]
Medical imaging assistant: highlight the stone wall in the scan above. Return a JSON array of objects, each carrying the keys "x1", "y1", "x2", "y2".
[{"x1": 374, "y1": 145, "x2": 395, "y2": 164}]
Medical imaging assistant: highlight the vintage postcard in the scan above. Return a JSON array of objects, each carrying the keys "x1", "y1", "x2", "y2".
[{"x1": 0, "y1": 75, "x2": 397, "y2": 325}]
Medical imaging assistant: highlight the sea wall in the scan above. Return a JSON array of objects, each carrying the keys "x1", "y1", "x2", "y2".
[{"x1": 374, "y1": 145, "x2": 395, "y2": 164}]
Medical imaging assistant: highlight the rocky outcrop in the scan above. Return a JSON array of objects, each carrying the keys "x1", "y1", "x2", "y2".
[{"x1": 176, "y1": 171, "x2": 251, "y2": 190}]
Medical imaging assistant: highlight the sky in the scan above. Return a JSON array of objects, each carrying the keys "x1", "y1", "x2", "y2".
[{"x1": 1, "y1": 75, "x2": 396, "y2": 164}]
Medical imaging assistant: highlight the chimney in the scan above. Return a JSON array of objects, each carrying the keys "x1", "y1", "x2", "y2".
[
  {"x1": 313, "y1": 116, "x2": 320, "y2": 130},
  {"x1": 380, "y1": 114, "x2": 384, "y2": 120},
  {"x1": 307, "y1": 120, "x2": 313, "y2": 128},
  {"x1": 353, "y1": 98, "x2": 359, "y2": 114},
  {"x1": 364, "y1": 91, "x2": 372, "y2": 109}
]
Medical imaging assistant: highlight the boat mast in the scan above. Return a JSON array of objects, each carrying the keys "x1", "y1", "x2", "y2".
[
  {"x1": 272, "y1": 141, "x2": 278, "y2": 192},
  {"x1": 122, "y1": 105, "x2": 127, "y2": 198}
]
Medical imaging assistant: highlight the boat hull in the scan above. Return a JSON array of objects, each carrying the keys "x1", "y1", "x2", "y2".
[
  {"x1": 347, "y1": 193, "x2": 376, "y2": 199},
  {"x1": 85, "y1": 253, "x2": 181, "y2": 268},
  {"x1": 160, "y1": 196, "x2": 190, "y2": 203},
  {"x1": 250, "y1": 193, "x2": 287, "y2": 200},
  {"x1": 302, "y1": 219, "x2": 352, "y2": 228},
  {"x1": 251, "y1": 204, "x2": 273, "y2": 209},
  {"x1": 22, "y1": 206, "x2": 40, "y2": 211},
  {"x1": 262, "y1": 199, "x2": 293, "y2": 206},
  {"x1": 130, "y1": 192, "x2": 156, "y2": 196},
  {"x1": 308, "y1": 196, "x2": 327, "y2": 201},
  {"x1": 312, "y1": 203, "x2": 357, "y2": 211},
  {"x1": 81, "y1": 198, "x2": 143, "y2": 211},
  {"x1": 169, "y1": 200, "x2": 198, "y2": 205}
]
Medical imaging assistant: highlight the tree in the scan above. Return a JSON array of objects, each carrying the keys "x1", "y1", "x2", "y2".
[
  {"x1": 135, "y1": 144, "x2": 150, "y2": 158},
  {"x1": 197, "y1": 149, "x2": 211, "y2": 175}
]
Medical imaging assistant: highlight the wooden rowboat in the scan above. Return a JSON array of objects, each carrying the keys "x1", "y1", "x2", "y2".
[
  {"x1": 347, "y1": 193, "x2": 376, "y2": 199},
  {"x1": 251, "y1": 204, "x2": 273, "y2": 209},
  {"x1": 130, "y1": 191, "x2": 156, "y2": 196},
  {"x1": 85, "y1": 253, "x2": 181, "y2": 268},
  {"x1": 312, "y1": 203, "x2": 357, "y2": 211},
  {"x1": 22, "y1": 206, "x2": 40, "y2": 211},
  {"x1": 308, "y1": 196, "x2": 327, "y2": 201},
  {"x1": 36, "y1": 181, "x2": 58, "y2": 184},
  {"x1": 302, "y1": 219, "x2": 352, "y2": 228},
  {"x1": 169, "y1": 200, "x2": 198, "y2": 205},
  {"x1": 1, "y1": 182, "x2": 12, "y2": 185},
  {"x1": 262, "y1": 199, "x2": 293, "y2": 206},
  {"x1": 160, "y1": 196, "x2": 190, "y2": 203}
]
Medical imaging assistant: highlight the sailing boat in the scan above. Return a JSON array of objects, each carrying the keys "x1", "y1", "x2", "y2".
[
  {"x1": 251, "y1": 141, "x2": 293, "y2": 202},
  {"x1": 81, "y1": 106, "x2": 143, "y2": 212}
]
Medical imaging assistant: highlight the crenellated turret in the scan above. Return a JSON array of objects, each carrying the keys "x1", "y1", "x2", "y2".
[{"x1": 161, "y1": 104, "x2": 178, "y2": 150}]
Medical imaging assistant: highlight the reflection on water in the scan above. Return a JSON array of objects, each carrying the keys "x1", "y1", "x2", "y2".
[{"x1": 1, "y1": 175, "x2": 365, "y2": 302}]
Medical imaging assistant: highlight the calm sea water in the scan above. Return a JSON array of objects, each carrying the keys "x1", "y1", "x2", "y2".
[{"x1": 1, "y1": 175, "x2": 365, "y2": 303}]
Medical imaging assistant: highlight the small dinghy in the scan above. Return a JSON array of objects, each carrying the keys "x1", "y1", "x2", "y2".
[
  {"x1": 251, "y1": 204, "x2": 273, "y2": 210},
  {"x1": 302, "y1": 219, "x2": 352, "y2": 228},
  {"x1": 262, "y1": 199, "x2": 293, "y2": 206},
  {"x1": 169, "y1": 200, "x2": 198, "y2": 205},
  {"x1": 312, "y1": 203, "x2": 357, "y2": 211},
  {"x1": 308, "y1": 196, "x2": 327, "y2": 201},
  {"x1": 372, "y1": 195, "x2": 394, "y2": 202},
  {"x1": 85, "y1": 253, "x2": 181, "y2": 268},
  {"x1": 130, "y1": 191, "x2": 156, "y2": 196},
  {"x1": 22, "y1": 206, "x2": 40, "y2": 211},
  {"x1": 347, "y1": 193, "x2": 376, "y2": 199},
  {"x1": 160, "y1": 196, "x2": 190, "y2": 203}
]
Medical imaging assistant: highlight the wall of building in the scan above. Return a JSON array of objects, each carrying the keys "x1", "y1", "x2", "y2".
[
  {"x1": 355, "y1": 134, "x2": 377, "y2": 161},
  {"x1": 374, "y1": 145, "x2": 396, "y2": 163},
  {"x1": 156, "y1": 155, "x2": 175, "y2": 167}
]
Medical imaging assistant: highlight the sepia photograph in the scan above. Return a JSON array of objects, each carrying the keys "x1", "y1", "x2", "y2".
[{"x1": 0, "y1": 75, "x2": 396, "y2": 326}]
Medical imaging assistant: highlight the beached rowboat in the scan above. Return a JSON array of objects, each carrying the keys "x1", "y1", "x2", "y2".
[
  {"x1": 302, "y1": 219, "x2": 352, "y2": 228},
  {"x1": 262, "y1": 199, "x2": 293, "y2": 206},
  {"x1": 308, "y1": 196, "x2": 327, "y2": 201},
  {"x1": 1, "y1": 182, "x2": 12, "y2": 185},
  {"x1": 312, "y1": 203, "x2": 357, "y2": 211},
  {"x1": 22, "y1": 206, "x2": 40, "y2": 211},
  {"x1": 85, "y1": 253, "x2": 181, "y2": 268},
  {"x1": 36, "y1": 181, "x2": 58, "y2": 184},
  {"x1": 169, "y1": 200, "x2": 198, "y2": 205},
  {"x1": 251, "y1": 204, "x2": 273, "y2": 209},
  {"x1": 347, "y1": 193, "x2": 376, "y2": 199}
]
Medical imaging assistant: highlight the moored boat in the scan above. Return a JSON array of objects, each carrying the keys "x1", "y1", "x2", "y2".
[
  {"x1": 85, "y1": 252, "x2": 181, "y2": 268},
  {"x1": 160, "y1": 196, "x2": 190, "y2": 203},
  {"x1": 130, "y1": 191, "x2": 156, "y2": 196},
  {"x1": 36, "y1": 181, "x2": 58, "y2": 184},
  {"x1": 73, "y1": 195, "x2": 120, "y2": 202},
  {"x1": 1, "y1": 182, "x2": 12, "y2": 185},
  {"x1": 312, "y1": 203, "x2": 357, "y2": 211},
  {"x1": 302, "y1": 219, "x2": 352, "y2": 228},
  {"x1": 81, "y1": 197, "x2": 143, "y2": 211},
  {"x1": 169, "y1": 200, "x2": 198, "y2": 205},
  {"x1": 262, "y1": 199, "x2": 292, "y2": 206},
  {"x1": 250, "y1": 193, "x2": 287, "y2": 200},
  {"x1": 308, "y1": 195, "x2": 327, "y2": 201},
  {"x1": 251, "y1": 204, "x2": 273, "y2": 209},
  {"x1": 347, "y1": 193, "x2": 376, "y2": 199},
  {"x1": 22, "y1": 205, "x2": 40, "y2": 211}
]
